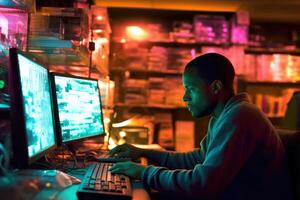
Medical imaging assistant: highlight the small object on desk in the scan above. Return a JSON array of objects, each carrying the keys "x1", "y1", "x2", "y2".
[
  {"x1": 15, "y1": 169, "x2": 81, "y2": 190},
  {"x1": 0, "y1": 169, "x2": 81, "y2": 200}
]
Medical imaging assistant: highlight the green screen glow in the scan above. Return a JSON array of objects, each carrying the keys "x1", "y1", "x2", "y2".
[
  {"x1": 18, "y1": 54, "x2": 56, "y2": 158},
  {"x1": 54, "y1": 75, "x2": 105, "y2": 142}
]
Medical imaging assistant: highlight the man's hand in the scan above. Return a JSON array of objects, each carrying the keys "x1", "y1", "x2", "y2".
[
  {"x1": 109, "y1": 143, "x2": 142, "y2": 160},
  {"x1": 109, "y1": 161, "x2": 146, "y2": 180}
]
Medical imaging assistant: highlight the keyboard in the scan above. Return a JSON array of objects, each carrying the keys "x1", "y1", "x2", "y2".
[
  {"x1": 88, "y1": 150, "x2": 132, "y2": 163},
  {"x1": 96, "y1": 153, "x2": 132, "y2": 163},
  {"x1": 77, "y1": 162, "x2": 132, "y2": 200}
]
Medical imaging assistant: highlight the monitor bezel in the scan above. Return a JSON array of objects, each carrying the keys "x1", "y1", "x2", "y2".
[
  {"x1": 9, "y1": 48, "x2": 58, "y2": 169},
  {"x1": 50, "y1": 72, "x2": 106, "y2": 146}
]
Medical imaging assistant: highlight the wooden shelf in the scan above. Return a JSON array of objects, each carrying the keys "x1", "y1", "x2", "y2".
[
  {"x1": 116, "y1": 103, "x2": 185, "y2": 109},
  {"x1": 245, "y1": 48, "x2": 300, "y2": 56},
  {"x1": 110, "y1": 68, "x2": 183, "y2": 75},
  {"x1": 112, "y1": 40, "x2": 231, "y2": 48},
  {"x1": 267, "y1": 116, "x2": 284, "y2": 119},
  {"x1": 239, "y1": 80, "x2": 300, "y2": 87}
]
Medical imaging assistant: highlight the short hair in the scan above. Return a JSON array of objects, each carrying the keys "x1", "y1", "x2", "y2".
[{"x1": 185, "y1": 53, "x2": 235, "y2": 90}]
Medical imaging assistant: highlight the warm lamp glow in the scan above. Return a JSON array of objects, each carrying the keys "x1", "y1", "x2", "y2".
[
  {"x1": 125, "y1": 26, "x2": 147, "y2": 40},
  {"x1": 120, "y1": 38, "x2": 126, "y2": 43},
  {"x1": 94, "y1": 29, "x2": 103, "y2": 33},
  {"x1": 29, "y1": 49, "x2": 45, "y2": 53},
  {"x1": 108, "y1": 137, "x2": 117, "y2": 150},
  {"x1": 96, "y1": 16, "x2": 103, "y2": 21},
  {"x1": 119, "y1": 131, "x2": 126, "y2": 138},
  {"x1": 96, "y1": 38, "x2": 108, "y2": 44},
  {"x1": 112, "y1": 118, "x2": 132, "y2": 128},
  {"x1": 94, "y1": 38, "x2": 109, "y2": 51},
  {"x1": 104, "y1": 117, "x2": 110, "y2": 124}
]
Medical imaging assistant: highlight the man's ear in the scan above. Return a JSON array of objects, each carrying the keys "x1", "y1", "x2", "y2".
[{"x1": 211, "y1": 80, "x2": 223, "y2": 94}]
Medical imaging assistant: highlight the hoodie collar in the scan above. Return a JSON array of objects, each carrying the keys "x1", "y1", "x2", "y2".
[
  {"x1": 211, "y1": 93, "x2": 251, "y2": 125},
  {"x1": 224, "y1": 93, "x2": 251, "y2": 111}
]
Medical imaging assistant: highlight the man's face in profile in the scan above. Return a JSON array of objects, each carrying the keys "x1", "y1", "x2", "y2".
[{"x1": 182, "y1": 70, "x2": 216, "y2": 118}]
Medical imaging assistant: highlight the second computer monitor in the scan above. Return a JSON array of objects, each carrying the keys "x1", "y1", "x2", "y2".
[{"x1": 51, "y1": 74, "x2": 105, "y2": 144}]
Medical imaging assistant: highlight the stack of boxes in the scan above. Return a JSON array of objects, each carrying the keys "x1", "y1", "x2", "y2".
[
  {"x1": 123, "y1": 79, "x2": 148, "y2": 104},
  {"x1": 194, "y1": 15, "x2": 229, "y2": 44},
  {"x1": 148, "y1": 77, "x2": 166, "y2": 104},
  {"x1": 167, "y1": 47, "x2": 193, "y2": 73},
  {"x1": 148, "y1": 46, "x2": 168, "y2": 71}
]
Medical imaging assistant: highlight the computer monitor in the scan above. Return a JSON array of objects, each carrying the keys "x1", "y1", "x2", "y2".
[
  {"x1": 8, "y1": 48, "x2": 57, "y2": 169},
  {"x1": 50, "y1": 73, "x2": 105, "y2": 145}
]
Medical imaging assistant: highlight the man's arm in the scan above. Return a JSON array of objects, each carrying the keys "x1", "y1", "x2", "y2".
[
  {"x1": 142, "y1": 118, "x2": 258, "y2": 199},
  {"x1": 141, "y1": 136, "x2": 207, "y2": 169}
]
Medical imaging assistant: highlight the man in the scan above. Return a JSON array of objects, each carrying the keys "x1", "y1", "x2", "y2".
[{"x1": 109, "y1": 53, "x2": 292, "y2": 199}]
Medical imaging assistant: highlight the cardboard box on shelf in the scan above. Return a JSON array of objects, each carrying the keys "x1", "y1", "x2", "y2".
[{"x1": 175, "y1": 121, "x2": 195, "y2": 152}]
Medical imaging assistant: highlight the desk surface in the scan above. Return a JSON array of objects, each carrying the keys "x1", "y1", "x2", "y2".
[
  {"x1": 22, "y1": 167, "x2": 151, "y2": 200},
  {"x1": 10, "y1": 144, "x2": 164, "y2": 200},
  {"x1": 8, "y1": 167, "x2": 151, "y2": 200}
]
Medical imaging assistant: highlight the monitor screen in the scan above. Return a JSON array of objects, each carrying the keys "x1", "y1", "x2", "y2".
[
  {"x1": 52, "y1": 74, "x2": 105, "y2": 143},
  {"x1": 9, "y1": 48, "x2": 57, "y2": 168},
  {"x1": 18, "y1": 54, "x2": 56, "y2": 157}
]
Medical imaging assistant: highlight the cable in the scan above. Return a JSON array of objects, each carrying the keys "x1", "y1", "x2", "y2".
[{"x1": 45, "y1": 144, "x2": 77, "y2": 172}]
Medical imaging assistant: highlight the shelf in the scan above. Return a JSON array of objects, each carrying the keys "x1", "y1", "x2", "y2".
[
  {"x1": 267, "y1": 116, "x2": 284, "y2": 119},
  {"x1": 112, "y1": 40, "x2": 231, "y2": 48},
  {"x1": 110, "y1": 68, "x2": 183, "y2": 75},
  {"x1": 239, "y1": 80, "x2": 300, "y2": 87},
  {"x1": 245, "y1": 48, "x2": 300, "y2": 56},
  {"x1": 116, "y1": 103, "x2": 185, "y2": 109}
]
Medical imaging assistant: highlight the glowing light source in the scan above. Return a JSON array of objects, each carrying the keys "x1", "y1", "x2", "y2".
[
  {"x1": 95, "y1": 38, "x2": 108, "y2": 44},
  {"x1": 94, "y1": 29, "x2": 103, "y2": 33},
  {"x1": 104, "y1": 117, "x2": 110, "y2": 124},
  {"x1": 0, "y1": 80, "x2": 5, "y2": 89},
  {"x1": 119, "y1": 131, "x2": 126, "y2": 138},
  {"x1": 0, "y1": 14, "x2": 8, "y2": 37},
  {"x1": 120, "y1": 38, "x2": 126, "y2": 43},
  {"x1": 286, "y1": 55, "x2": 294, "y2": 80},
  {"x1": 125, "y1": 26, "x2": 147, "y2": 40},
  {"x1": 112, "y1": 118, "x2": 132, "y2": 128},
  {"x1": 28, "y1": 49, "x2": 45, "y2": 53},
  {"x1": 94, "y1": 38, "x2": 109, "y2": 51},
  {"x1": 108, "y1": 137, "x2": 117, "y2": 150},
  {"x1": 96, "y1": 16, "x2": 103, "y2": 21}
]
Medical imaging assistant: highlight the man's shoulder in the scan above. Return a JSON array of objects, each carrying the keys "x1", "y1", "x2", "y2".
[
  {"x1": 219, "y1": 100, "x2": 273, "y2": 134},
  {"x1": 224, "y1": 100, "x2": 262, "y2": 120}
]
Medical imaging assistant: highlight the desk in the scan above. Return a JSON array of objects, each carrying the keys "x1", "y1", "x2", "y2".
[
  {"x1": 8, "y1": 144, "x2": 164, "y2": 200},
  {"x1": 9, "y1": 167, "x2": 151, "y2": 200},
  {"x1": 56, "y1": 144, "x2": 165, "y2": 199}
]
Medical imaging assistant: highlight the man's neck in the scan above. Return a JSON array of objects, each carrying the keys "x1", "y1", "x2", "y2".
[{"x1": 212, "y1": 92, "x2": 235, "y2": 118}]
